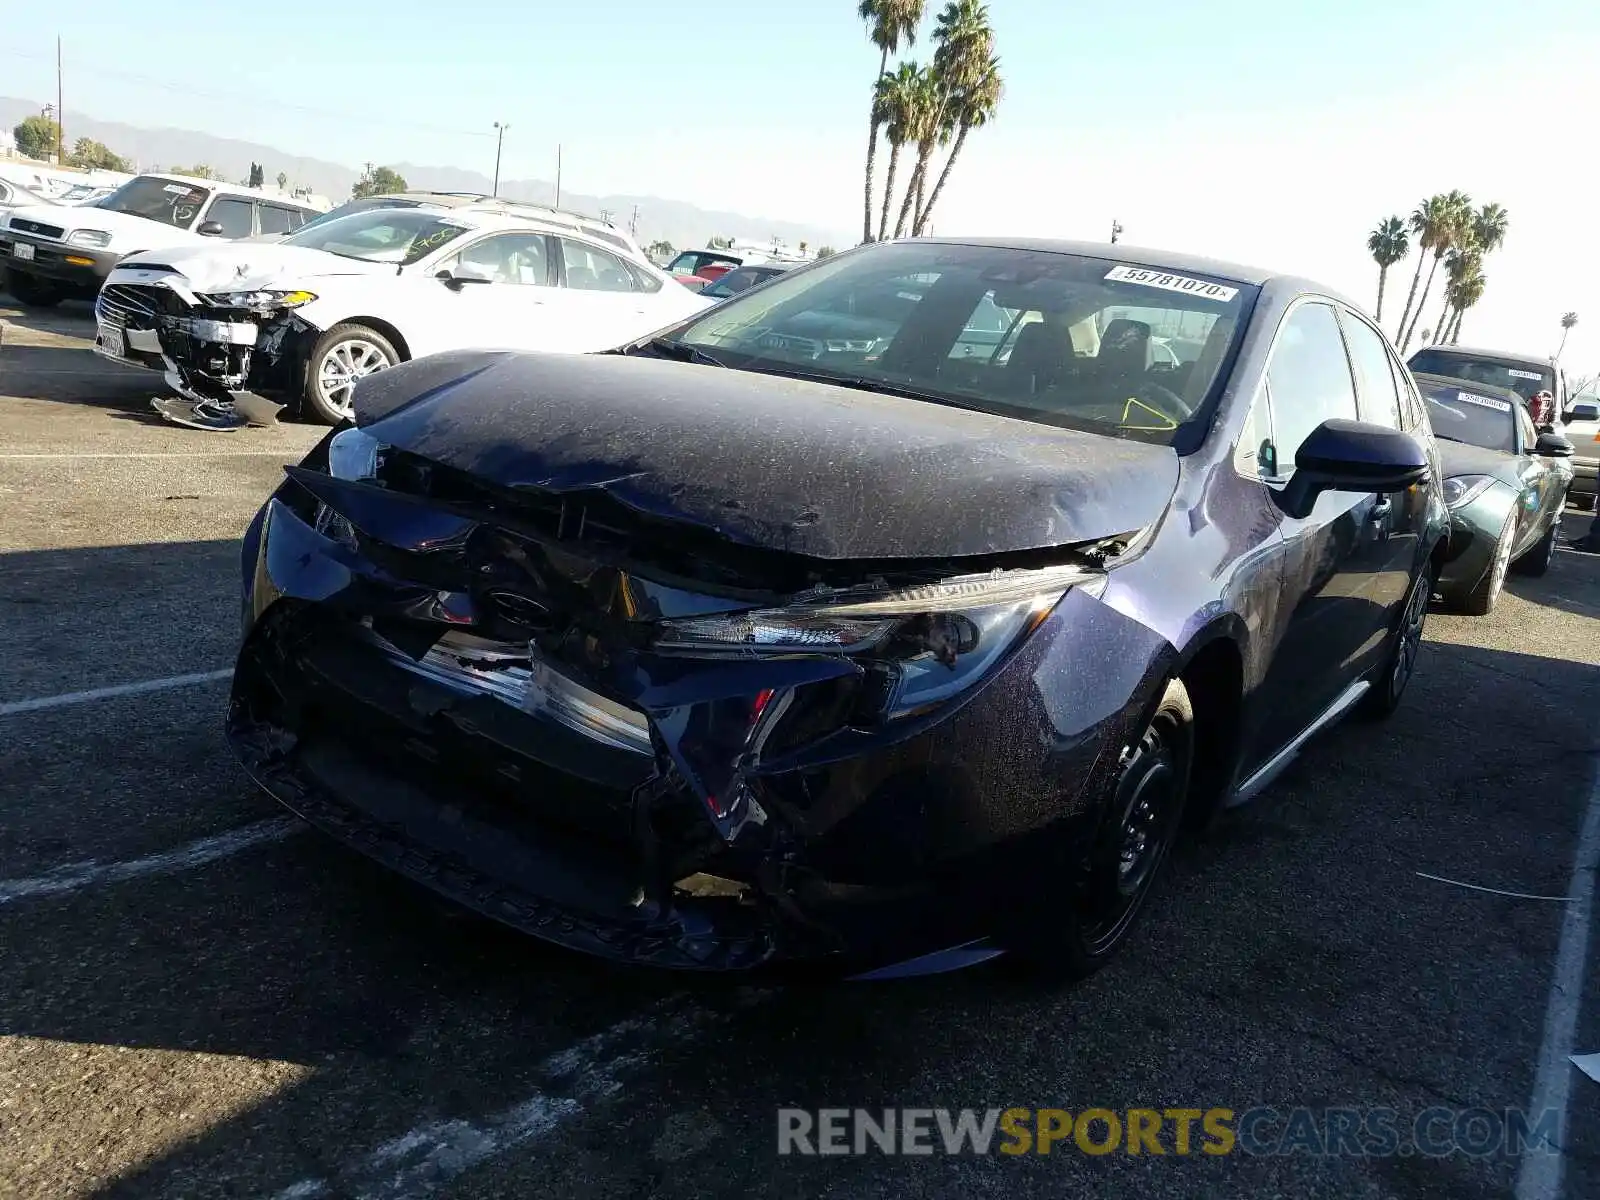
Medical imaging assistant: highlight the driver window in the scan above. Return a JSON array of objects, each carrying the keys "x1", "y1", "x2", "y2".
[
  {"x1": 1263, "y1": 302, "x2": 1359, "y2": 474},
  {"x1": 442, "y1": 234, "x2": 550, "y2": 285},
  {"x1": 1515, "y1": 403, "x2": 1537, "y2": 451}
]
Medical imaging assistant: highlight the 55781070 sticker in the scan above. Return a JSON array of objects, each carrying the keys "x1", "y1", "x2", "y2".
[{"x1": 1104, "y1": 265, "x2": 1239, "y2": 304}]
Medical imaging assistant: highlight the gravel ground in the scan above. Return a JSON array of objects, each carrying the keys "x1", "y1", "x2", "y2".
[{"x1": 1, "y1": 300, "x2": 1597, "y2": 1200}]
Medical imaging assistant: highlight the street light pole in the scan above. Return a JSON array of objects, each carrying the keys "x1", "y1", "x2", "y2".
[
  {"x1": 555, "y1": 143, "x2": 562, "y2": 209},
  {"x1": 1110, "y1": 219, "x2": 1124, "y2": 245},
  {"x1": 492, "y1": 122, "x2": 509, "y2": 197}
]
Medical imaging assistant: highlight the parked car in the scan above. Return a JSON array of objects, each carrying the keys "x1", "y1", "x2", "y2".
[
  {"x1": 95, "y1": 205, "x2": 712, "y2": 424},
  {"x1": 0, "y1": 173, "x2": 320, "y2": 306},
  {"x1": 1407, "y1": 344, "x2": 1570, "y2": 433},
  {"x1": 0, "y1": 177, "x2": 56, "y2": 213},
  {"x1": 1561, "y1": 396, "x2": 1599, "y2": 510},
  {"x1": 228, "y1": 237, "x2": 1446, "y2": 979},
  {"x1": 666, "y1": 248, "x2": 745, "y2": 284},
  {"x1": 698, "y1": 263, "x2": 792, "y2": 301},
  {"x1": 1415, "y1": 373, "x2": 1574, "y2": 612}
]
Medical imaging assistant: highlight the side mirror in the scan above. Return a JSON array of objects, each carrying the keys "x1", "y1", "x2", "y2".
[
  {"x1": 1535, "y1": 432, "x2": 1575, "y2": 458},
  {"x1": 1562, "y1": 403, "x2": 1598, "y2": 423},
  {"x1": 196, "y1": 221, "x2": 226, "y2": 237},
  {"x1": 1278, "y1": 418, "x2": 1429, "y2": 519},
  {"x1": 437, "y1": 263, "x2": 493, "y2": 289}
]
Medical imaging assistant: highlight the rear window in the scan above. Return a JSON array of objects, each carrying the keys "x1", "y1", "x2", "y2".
[
  {"x1": 1409, "y1": 349, "x2": 1552, "y2": 403},
  {"x1": 1424, "y1": 387, "x2": 1518, "y2": 454},
  {"x1": 671, "y1": 242, "x2": 1257, "y2": 445}
]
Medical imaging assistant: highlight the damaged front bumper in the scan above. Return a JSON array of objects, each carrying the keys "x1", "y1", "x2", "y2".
[
  {"x1": 95, "y1": 281, "x2": 312, "y2": 414},
  {"x1": 228, "y1": 452, "x2": 1175, "y2": 975}
]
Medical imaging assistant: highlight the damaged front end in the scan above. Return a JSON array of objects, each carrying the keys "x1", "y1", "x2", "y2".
[
  {"x1": 230, "y1": 426, "x2": 1163, "y2": 974},
  {"x1": 97, "y1": 276, "x2": 317, "y2": 417}
]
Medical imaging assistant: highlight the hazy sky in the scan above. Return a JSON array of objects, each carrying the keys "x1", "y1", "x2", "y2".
[{"x1": 6, "y1": 0, "x2": 1600, "y2": 373}]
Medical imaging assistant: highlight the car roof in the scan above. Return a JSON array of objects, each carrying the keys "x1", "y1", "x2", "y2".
[
  {"x1": 1408, "y1": 343, "x2": 1554, "y2": 369},
  {"x1": 909, "y1": 236, "x2": 1349, "y2": 303},
  {"x1": 142, "y1": 172, "x2": 318, "y2": 210}
]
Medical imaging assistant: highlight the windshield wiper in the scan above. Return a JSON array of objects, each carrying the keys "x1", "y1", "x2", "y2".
[
  {"x1": 637, "y1": 337, "x2": 729, "y2": 367},
  {"x1": 743, "y1": 366, "x2": 989, "y2": 414}
]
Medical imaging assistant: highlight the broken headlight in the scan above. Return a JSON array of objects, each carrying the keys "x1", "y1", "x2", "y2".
[
  {"x1": 326, "y1": 425, "x2": 384, "y2": 482},
  {"x1": 655, "y1": 563, "x2": 1107, "y2": 718},
  {"x1": 210, "y1": 289, "x2": 318, "y2": 310}
]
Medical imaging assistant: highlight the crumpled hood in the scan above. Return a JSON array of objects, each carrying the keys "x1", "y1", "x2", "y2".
[
  {"x1": 352, "y1": 350, "x2": 1181, "y2": 560},
  {"x1": 107, "y1": 241, "x2": 389, "y2": 291}
]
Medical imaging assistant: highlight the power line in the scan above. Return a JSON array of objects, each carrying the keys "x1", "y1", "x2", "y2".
[{"x1": 0, "y1": 47, "x2": 497, "y2": 140}]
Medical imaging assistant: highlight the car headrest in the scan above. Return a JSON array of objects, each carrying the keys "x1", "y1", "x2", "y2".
[{"x1": 1098, "y1": 319, "x2": 1151, "y2": 371}]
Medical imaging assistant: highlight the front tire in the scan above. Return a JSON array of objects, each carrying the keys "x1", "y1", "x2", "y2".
[
  {"x1": 4, "y1": 268, "x2": 62, "y2": 308},
  {"x1": 1359, "y1": 559, "x2": 1433, "y2": 720},
  {"x1": 1001, "y1": 678, "x2": 1194, "y2": 982},
  {"x1": 1458, "y1": 512, "x2": 1516, "y2": 615},
  {"x1": 1511, "y1": 508, "x2": 1560, "y2": 578},
  {"x1": 302, "y1": 323, "x2": 399, "y2": 425}
]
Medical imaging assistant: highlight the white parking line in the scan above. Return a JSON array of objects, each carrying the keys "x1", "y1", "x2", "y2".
[
  {"x1": 0, "y1": 817, "x2": 299, "y2": 905},
  {"x1": 1514, "y1": 755, "x2": 1600, "y2": 1200},
  {"x1": 273, "y1": 995, "x2": 762, "y2": 1200},
  {"x1": 0, "y1": 669, "x2": 232, "y2": 717}
]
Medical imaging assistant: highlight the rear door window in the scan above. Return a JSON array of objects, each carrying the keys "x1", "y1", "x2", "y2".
[
  {"x1": 256, "y1": 203, "x2": 305, "y2": 236},
  {"x1": 560, "y1": 239, "x2": 639, "y2": 292},
  {"x1": 1264, "y1": 302, "x2": 1359, "y2": 472},
  {"x1": 1340, "y1": 312, "x2": 1404, "y2": 429}
]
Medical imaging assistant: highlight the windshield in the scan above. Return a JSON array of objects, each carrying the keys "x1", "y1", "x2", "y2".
[
  {"x1": 702, "y1": 266, "x2": 784, "y2": 298},
  {"x1": 668, "y1": 250, "x2": 741, "y2": 275},
  {"x1": 282, "y1": 208, "x2": 472, "y2": 265},
  {"x1": 1409, "y1": 349, "x2": 1553, "y2": 403},
  {"x1": 661, "y1": 241, "x2": 1257, "y2": 444},
  {"x1": 1424, "y1": 388, "x2": 1517, "y2": 453},
  {"x1": 96, "y1": 175, "x2": 213, "y2": 229},
  {"x1": 292, "y1": 197, "x2": 426, "y2": 237}
]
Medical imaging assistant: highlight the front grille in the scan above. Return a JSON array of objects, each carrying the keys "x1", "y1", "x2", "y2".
[
  {"x1": 99, "y1": 283, "x2": 189, "y2": 321},
  {"x1": 10, "y1": 218, "x2": 64, "y2": 239}
]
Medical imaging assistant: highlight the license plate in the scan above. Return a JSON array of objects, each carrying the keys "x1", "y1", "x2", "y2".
[
  {"x1": 98, "y1": 325, "x2": 125, "y2": 359},
  {"x1": 11, "y1": 243, "x2": 35, "y2": 261}
]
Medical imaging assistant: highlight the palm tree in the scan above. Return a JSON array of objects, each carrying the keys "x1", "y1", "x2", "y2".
[
  {"x1": 1472, "y1": 202, "x2": 1509, "y2": 257},
  {"x1": 891, "y1": 68, "x2": 944, "y2": 238},
  {"x1": 1445, "y1": 267, "x2": 1485, "y2": 343},
  {"x1": 1366, "y1": 216, "x2": 1408, "y2": 323},
  {"x1": 1401, "y1": 190, "x2": 1471, "y2": 351},
  {"x1": 1432, "y1": 243, "x2": 1480, "y2": 345},
  {"x1": 907, "y1": 0, "x2": 995, "y2": 235},
  {"x1": 1395, "y1": 195, "x2": 1451, "y2": 342},
  {"x1": 874, "y1": 63, "x2": 923, "y2": 240},
  {"x1": 914, "y1": 52, "x2": 1001, "y2": 234},
  {"x1": 860, "y1": 0, "x2": 926, "y2": 243},
  {"x1": 1556, "y1": 312, "x2": 1578, "y2": 361}
]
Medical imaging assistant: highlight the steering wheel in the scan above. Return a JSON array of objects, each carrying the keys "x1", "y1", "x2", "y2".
[{"x1": 1120, "y1": 378, "x2": 1195, "y2": 430}]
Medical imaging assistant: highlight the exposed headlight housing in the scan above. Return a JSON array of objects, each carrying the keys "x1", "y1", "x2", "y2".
[
  {"x1": 66, "y1": 229, "x2": 112, "y2": 248},
  {"x1": 210, "y1": 289, "x2": 318, "y2": 310},
  {"x1": 656, "y1": 563, "x2": 1107, "y2": 719},
  {"x1": 325, "y1": 425, "x2": 384, "y2": 482},
  {"x1": 1441, "y1": 474, "x2": 1495, "y2": 510}
]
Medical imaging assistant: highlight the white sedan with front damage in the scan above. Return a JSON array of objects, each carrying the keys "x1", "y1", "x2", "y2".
[{"x1": 94, "y1": 206, "x2": 712, "y2": 424}]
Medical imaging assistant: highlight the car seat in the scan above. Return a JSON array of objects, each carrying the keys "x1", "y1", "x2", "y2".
[{"x1": 1004, "y1": 321, "x2": 1079, "y2": 396}]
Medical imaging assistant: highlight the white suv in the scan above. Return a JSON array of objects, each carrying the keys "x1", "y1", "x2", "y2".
[
  {"x1": 1, "y1": 173, "x2": 320, "y2": 306},
  {"x1": 95, "y1": 205, "x2": 712, "y2": 423}
]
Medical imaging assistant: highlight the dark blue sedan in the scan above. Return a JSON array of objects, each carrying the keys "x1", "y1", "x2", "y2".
[{"x1": 229, "y1": 238, "x2": 1448, "y2": 981}]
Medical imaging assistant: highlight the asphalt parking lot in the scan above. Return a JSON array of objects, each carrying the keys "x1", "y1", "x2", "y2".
[{"x1": 2, "y1": 299, "x2": 1598, "y2": 1200}]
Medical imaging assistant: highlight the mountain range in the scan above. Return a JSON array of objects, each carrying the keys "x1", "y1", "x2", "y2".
[{"x1": 0, "y1": 97, "x2": 851, "y2": 255}]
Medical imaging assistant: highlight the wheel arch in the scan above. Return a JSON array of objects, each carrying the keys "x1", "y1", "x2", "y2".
[
  {"x1": 331, "y1": 315, "x2": 413, "y2": 362},
  {"x1": 1171, "y1": 616, "x2": 1248, "y2": 832}
]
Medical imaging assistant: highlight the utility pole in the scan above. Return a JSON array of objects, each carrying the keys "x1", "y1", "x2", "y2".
[
  {"x1": 630, "y1": 205, "x2": 639, "y2": 241},
  {"x1": 56, "y1": 36, "x2": 64, "y2": 164},
  {"x1": 491, "y1": 122, "x2": 509, "y2": 197},
  {"x1": 1109, "y1": 219, "x2": 1124, "y2": 245},
  {"x1": 554, "y1": 144, "x2": 562, "y2": 209}
]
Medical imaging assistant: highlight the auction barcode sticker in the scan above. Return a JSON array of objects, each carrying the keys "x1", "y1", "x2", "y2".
[
  {"x1": 1507, "y1": 368, "x2": 1543, "y2": 380},
  {"x1": 1456, "y1": 390, "x2": 1512, "y2": 412},
  {"x1": 1104, "y1": 265, "x2": 1239, "y2": 303}
]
